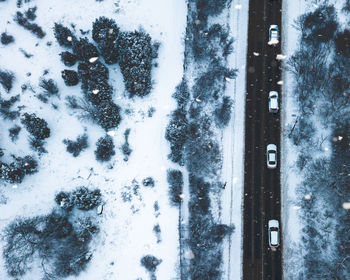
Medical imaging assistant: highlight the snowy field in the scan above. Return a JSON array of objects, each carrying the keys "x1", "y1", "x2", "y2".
[{"x1": 0, "y1": 0, "x2": 187, "y2": 279}]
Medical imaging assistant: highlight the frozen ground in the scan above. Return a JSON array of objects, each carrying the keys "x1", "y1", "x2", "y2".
[
  {"x1": 221, "y1": 0, "x2": 248, "y2": 279},
  {"x1": 0, "y1": 0, "x2": 186, "y2": 279}
]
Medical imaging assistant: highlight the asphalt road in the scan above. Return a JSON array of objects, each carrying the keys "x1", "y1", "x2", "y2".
[{"x1": 243, "y1": 0, "x2": 282, "y2": 279}]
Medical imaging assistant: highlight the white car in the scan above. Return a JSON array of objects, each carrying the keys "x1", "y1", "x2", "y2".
[
  {"x1": 268, "y1": 91, "x2": 279, "y2": 113},
  {"x1": 268, "y1": 220, "x2": 280, "y2": 248},
  {"x1": 266, "y1": 144, "x2": 277, "y2": 169},
  {"x1": 268, "y1": 25, "x2": 279, "y2": 45}
]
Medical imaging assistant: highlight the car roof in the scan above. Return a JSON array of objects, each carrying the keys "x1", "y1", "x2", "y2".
[
  {"x1": 270, "y1": 231, "x2": 279, "y2": 245},
  {"x1": 268, "y1": 220, "x2": 279, "y2": 227},
  {"x1": 267, "y1": 144, "x2": 277, "y2": 150}
]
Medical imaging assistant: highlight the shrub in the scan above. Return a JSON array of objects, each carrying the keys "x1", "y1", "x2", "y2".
[
  {"x1": 1, "y1": 32, "x2": 14, "y2": 45},
  {"x1": 95, "y1": 135, "x2": 115, "y2": 161},
  {"x1": 55, "y1": 191, "x2": 74, "y2": 211},
  {"x1": 53, "y1": 23, "x2": 75, "y2": 47},
  {"x1": 21, "y1": 113, "x2": 50, "y2": 140},
  {"x1": 96, "y1": 101, "x2": 121, "y2": 130},
  {"x1": 140, "y1": 255, "x2": 162, "y2": 272},
  {"x1": 0, "y1": 95, "x2": 20, "y2": 120},
  {"x1": 121, "y1": 128, "x2": 132, "y2": 161},
  {"x1": 39, "y1": 78, "x2": 59, "y2": 95},
  {"x1": 165, "y1": 109, "x2": 188, "y2": 165},
  {"x1": 61, "y1": 70, "x2": 79, "y2": 86},
  {"x1": 14, "y1": 11, "x2": 45, "y2": 38},
  {"x1": 63, "y1": 134, "x2": 88, "y2": 157},
  {"x1": 117, "y1": 31, "x2": 155, "y2": 97},
  {"x1": 0, "y1": 70, "x2": 14, "y2": 93},
  {"x1": 335, "y1": 29, "x2": 350, "y2": 57},
  {"x1": 214, "y1": 96, "x2": 233, "y2": 127},
  {"x1": 9, "y1": 125, "x2": 21, "y2": 142},
  {"x1": 72, "y1": 37, "x2": 99, "y2": 62},
  {"x1": 29, "y1": 137, "x2": 47, "y2": 153},
  {"x1": 24, "y1": 6, "x2": 37, "y2": 21},
  {"x1": 72, "y1": 186, "x2": 102, "y2": 210},
  {"x1": 0, "y1": 155, "x2": 38, "y2": 183},
  {"x1": 167, "y1": 169, "x2": 183, "y2": 206},
  {"x1": 172, "y1": 79, "x2": 190, "y2": 109},
  {"x1": 60, "y1": 51, "x2": 77, "y2": 66},
  {"x1": 92, "y1": 17, "x2": 120, "y2": 64},
  {"x1": 142, "y1": 177, "x2": 155, "y2": 188}
]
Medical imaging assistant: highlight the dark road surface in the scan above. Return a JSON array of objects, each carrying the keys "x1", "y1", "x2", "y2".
[{"x1": 243, "y1": 0, "x2": 282, "y2": 279}]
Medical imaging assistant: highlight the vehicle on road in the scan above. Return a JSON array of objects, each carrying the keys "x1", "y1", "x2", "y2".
[
  {"x1": 268, "y1": 220, "x2": 280, "y2": 248},
  {"x1": 268, "y1": 25, "x2": 279, "y2": 45},
  {"x1": 266, "y1": 144, "x2": 277, "y2": 169},
  {"x1": 268, "y1": 91, "x2": 279, "y2": 113}
]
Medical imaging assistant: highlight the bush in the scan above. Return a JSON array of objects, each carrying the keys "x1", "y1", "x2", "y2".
[
  {"x1": 214, "y1": 96, "x2": 233, "y2": 127},
  {"x1": 0, "y1": 95, "x2": 20, "y2": 120},
  {"x1": 29, "y1": 137, "x2": 47, "y2": 154},
  {"x1": 72, "y1": 187, "x2": 102, "y2": 210},
  {"x1": 72, "y1": 37, "x2": 99, "y2": 62},
  {"x1": 165, "y1": 109, "x2": 188, "y2": 165},
  {"x1": 21, "y1": 113, "x2": 50, "y2": 140},
  {"x1": 24, "y1": 6, "x2": 37, "y2": 21},
  {"x1": 0, "y1": 70, "x2": 14, "y2": 93},
  {"x1": 61, "y1": 70, "x2": 79, "y2": 86},
  {"x1": 92, "y1": 17, "x2": 120, "y2": 64},
  {"x1": 56, "y1": 187, "x2": 102, "y2": 211},
  {"x1": 172, "y1": 79, "x2": 190, "y2": 109},
  {"x1": 95, "y1": 135, "x2": 115, "y2": 161},
  {"x1": 140, "y1": 255, "x2": 162, "y2": 272},
  {"x1": 54, "y1": 23, "x2": 75, "y2": 47},
  {"x1": 142, "y1": 177, "x2": 155, "y2": 187},
  {"x1": 0, "y1": 155, "x2": 38, "y2": 183},
  {"x1": 14, "y1": 11, "x2": 45, "y2": 38},
  {"x1": 167, "y1": 169, "x2": 183, "y2": 205},
  {"x1": 63, "y1": 134, "x2": 88, "y2": 157},
  {"x1": 117, "y1": 31, "x2": 155, "y2": 97},
  {"x1": 1, "y1": 32, "x2": 14, "y2": 45},
  {"x1": 96, "y1": 101, "x2": 122, "y2": 130},
  {"x1": 39, "y1": 78, "x2": 59, "y2": 95},
  {"x1": 9, "y1": 125, "x2": 21, "y2": 142},
  {"x1": 60, "y1": 51, "x2": 77, "y2": 66}
]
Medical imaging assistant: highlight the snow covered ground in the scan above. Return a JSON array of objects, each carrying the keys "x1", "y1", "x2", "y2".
[
  {"x1": 282, "y1": 0, "x2": 349, "y2": 278},
  {"x1": 221, "y1": 0, "x2": 248, "y2": 279},
  {"x1": 0, "y1": 0, "x2": 187, "y2": 279}
]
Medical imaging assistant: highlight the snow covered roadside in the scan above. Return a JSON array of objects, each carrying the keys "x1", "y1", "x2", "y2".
[
  {"x1": 221, "y1": 0, "x2": 249, "y2": 279},
  {"x1": 0, "y1": 0, "x2": 187, "y2": 279},
  {"x1": 282, "y1": 0, "x2": 349, "y2": 278},
  {"x1": 281, "y1": 0, "x2": 306, "y2": 278}
]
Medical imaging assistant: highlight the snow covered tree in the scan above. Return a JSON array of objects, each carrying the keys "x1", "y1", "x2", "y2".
[
  {"x1": 335, "y1": 29, "x2": 350, "y2": 57},
  {"x1": 1, "y1": 32, "x2": 14, "y2": 45},
  {"x1": 72, "y1": 37, "x2": 99, "y2": 62},
  {"x1": 21, "y1": 113, "x2": 50, "y2": 140},
  {"x1": 96, "y1": 101, "x2": 121, "y2": 130},
  {"x1": 167, "y1": 169, "x2": 183, "y2": 206},
  {"x1": 214, "y1": 96, "x2": 233, "y2": 128},
  {"x1": 60, "y1": 51, "x2": 77, "y2": 66},
  {"x1": 54, "y1": 23, "x2": 75, "y2": 47},
  {"x1": 72, "y1": 187, "x2": 102, "y2": 210},
  {"x1": 140, "y1": 255, "x2": 162, "y2": 273},
  {"x1": 0, "y1": 70, "x2": 14, "y2": 93},
  {"x1": 63, "y1": 134, "x2": 88, "y2": 157},
  {"x1": 39, "y1": 78, "x2": 59, "y2": 95},
  {"x1": 117, "y1": 31, "x2": 155, "y2": 97},
  {"x1": 95, "y1": 135, "x2": 115, "y2": 161},
  {"x1": 9, "y1": 125, "x2": 21, "y2": 142},
  {"x1": 14, "y1": 11, "x2": 45, "y2": 38},
  {"x1": 92, "y1": 17, "x2": 120, "y2": 64},
  {"x1": 61, "y1": 69, "x2": 79, "y2": 86}
]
